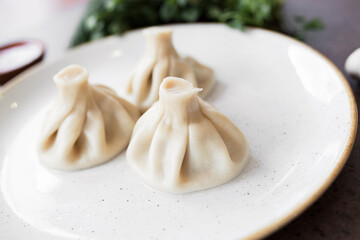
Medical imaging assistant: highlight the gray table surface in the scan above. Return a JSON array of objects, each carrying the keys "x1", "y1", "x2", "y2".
[{"x1": 268, "y1": 0, "x2": 360, "y2": 239}]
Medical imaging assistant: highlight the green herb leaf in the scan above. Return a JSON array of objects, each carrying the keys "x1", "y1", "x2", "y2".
[
  {"x1": 303, "y1": 18, "x2": 324, "y2": 30},
  {"x1": 70, "y1": 0, "x2": 324, "y2": 47}
]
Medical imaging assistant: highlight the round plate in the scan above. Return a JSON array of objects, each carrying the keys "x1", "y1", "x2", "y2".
[{"x1": 0, "y1": 24, "x2": 357, "y2": 240}]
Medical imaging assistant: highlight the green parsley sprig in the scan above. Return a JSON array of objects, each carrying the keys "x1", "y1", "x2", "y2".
[{"x1": 71, "y1": 0, "x2": 324, "y2": 47}]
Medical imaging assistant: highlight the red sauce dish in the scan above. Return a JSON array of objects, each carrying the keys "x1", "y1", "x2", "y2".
[{"x1": 0, "y1": 40, "x2": 45, "y2": 85}]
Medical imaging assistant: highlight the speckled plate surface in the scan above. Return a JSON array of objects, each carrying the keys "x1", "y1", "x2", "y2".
[{"x1": 0, "y1": 24, "x2": 357, "y2": 240}]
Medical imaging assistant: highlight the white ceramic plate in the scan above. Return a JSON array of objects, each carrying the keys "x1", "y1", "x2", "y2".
[{"x1": 0, "y1": 24, "x2": 357, "y2": 240}]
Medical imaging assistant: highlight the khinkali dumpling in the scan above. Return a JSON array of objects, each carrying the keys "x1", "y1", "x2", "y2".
[
  {"x1": 125, "y1": 27, "x2": 215, "y2": 112},
  {"x1": 127, "y1": 77, "x2": 249, "y2": 193},
  {"x1": 38, "y1": 65, "x2": 140, "y2": 171}
]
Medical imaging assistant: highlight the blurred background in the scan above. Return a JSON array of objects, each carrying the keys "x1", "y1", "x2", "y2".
[{"x1": 1, "y1": 0, "x2": 360, "y2": 239}]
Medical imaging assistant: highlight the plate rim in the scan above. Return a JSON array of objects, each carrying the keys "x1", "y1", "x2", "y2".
[
  {"x1": 0, "y1": 23, "x2": 357, "y2": 240},
  {"x1": 242, "y1": 28, "x2": 358, "y2": 240}
]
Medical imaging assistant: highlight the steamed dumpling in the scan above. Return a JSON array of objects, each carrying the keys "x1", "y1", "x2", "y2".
[
  {"x1": 125, "y1": 27, "x2": 215, "y2": 112},
  {"x1": 126, "y1": 77, "x2": 249, "y2": 193},
  {"x1": 38, "y1": 65, "x2": 140, "y2": 171}
]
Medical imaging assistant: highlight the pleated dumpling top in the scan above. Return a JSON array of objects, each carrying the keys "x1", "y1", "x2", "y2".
[
  {"x1": 38, "y1": 65, "x2": 140, "y2": 171},
  {"x1": 125, "y1": 27, "x2": 215, "y2": 113},
  {"x1": 127, "y1": 77, "x2": 249, "y2": 193}
]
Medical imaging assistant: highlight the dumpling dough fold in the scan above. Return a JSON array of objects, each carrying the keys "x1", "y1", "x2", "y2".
[
  {"x1": 38, "y1": 65, "x2": 140, "y2": 171},
  {"x1": 125, "y1": 27, "x2": 215, "y2": 112},
  {"x1": 127, "y1": 77, "x2": 249, "y2": 193}
]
